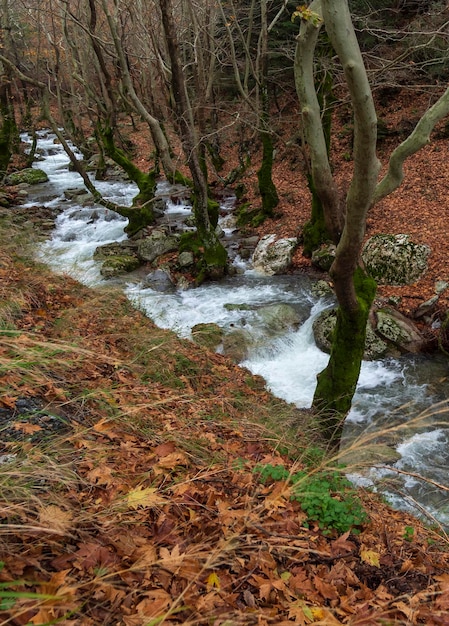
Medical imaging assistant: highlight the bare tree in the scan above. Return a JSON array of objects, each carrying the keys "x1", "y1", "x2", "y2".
[{"x1": 159, "y1": 0, "x2": 226, "y2": 280}]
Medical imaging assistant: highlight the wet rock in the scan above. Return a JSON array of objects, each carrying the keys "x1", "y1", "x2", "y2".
[
  {"x1": 143, "y1": 268, "x2": 175, "y2": 292},
  {"x1": 100, "y1": 255, "x2": 141, "y2": 278},
  {"x1": 94, "y1": 240, "x2": 139, "y2": 260},
  {"x1": 362, "y1": 234, "x2": 430, "y2": 285},
  {"x1": 137, "y1": 229, "x2": 180, "y2": 263},
  {"x1": 222, "y1": 329, "x2": 253, "y2": 363},
  {"x1": 257, "y1": 303, "x2": 302, "y2": 334},
  {"x1": 252, "y1": 234, "x2": 297, "y2": 275}
]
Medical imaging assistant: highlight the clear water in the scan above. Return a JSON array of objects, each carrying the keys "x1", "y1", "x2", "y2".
[{"x1": 22, "y1": 131, "x2": 449, "y2": 528}]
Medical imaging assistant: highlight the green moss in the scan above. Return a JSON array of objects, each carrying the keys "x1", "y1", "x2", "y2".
[
  {"x1": 6, "y1": 168, "x2": 49, "y2": 185},
  {"x1": 313, "y1": 267, "x2": 377, "y2": 442},
  {"x1": 256, "y1": 130, "x2": 279, "y2": 222},
  {"x1": 302, "y1": 175, "x2": 331, "y2": 257},
  {"x1": 100, "y1": 255, "x2": 141, "y2": 278}
]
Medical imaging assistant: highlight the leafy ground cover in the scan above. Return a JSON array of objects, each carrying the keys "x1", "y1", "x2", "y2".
[{"x1": 1, "y1": 213, "x2": 449, "y2": 625}]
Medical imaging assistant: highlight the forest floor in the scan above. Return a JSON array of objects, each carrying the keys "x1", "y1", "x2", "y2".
[{"x1": 2, "y1": 89, "x2": 449, "y2": 624}]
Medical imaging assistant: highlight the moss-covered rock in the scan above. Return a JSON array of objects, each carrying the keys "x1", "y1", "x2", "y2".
[
  {"x1": 6, "y1": 168, "x2": 49, "y2": 186},
  {"x1": 191, "y1": 323, "x2": 223, "y2": 350},
  {"x1": 362, "y1": 234, "x2": 430, "y2": 285},
  {"x1": 100, "y1": 255, "x2": 141, "y2": 278}
]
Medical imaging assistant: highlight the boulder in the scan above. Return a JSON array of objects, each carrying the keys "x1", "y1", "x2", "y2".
[
  {"x1": 191, "y1": 323, "x2": 223, "y2": 350},
  {"x1": 100, "y1": 255, "x2": 141, "y2": 278},
  {"x1": 257, "y1": 303, "x2": 302, "y2": 334},
  {"x1": 376, "y1": 308, "x2": 425, "y2": 353},
  {"x1": 311, "y1": 280, "x2": 335, "y2": 299},
  {"x1": 178, "y1": 251, "x2": 194, "y2": 268},
  {"x1": 222, "y1": 329, "x2": 253, "y2": 363},
  {"x1": 143, "y1": 268, "x2": 175, "y2": 292},
  {"x1": 252, "y1": 234, "x2": 297, "y2": 275},
  {"x1": 312, "y1": 306, "x2": 425, "y2": 359},
  {"x1": 137, "y1": 229, "x2": 180, "y2": 263},
  {"x1": 362, "y1": 234, "x2": 430, "y2": 285},
  {"x1": 6, "y1": 168, "x2": 49, "y2": 186},
  {"x1": 93, "y1": 240, "x2": 139, "y2": 260}
]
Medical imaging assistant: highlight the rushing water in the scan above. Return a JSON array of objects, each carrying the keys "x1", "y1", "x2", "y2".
[{"x1": 21, "y1": 130, "x2": 449, "y2": 527}]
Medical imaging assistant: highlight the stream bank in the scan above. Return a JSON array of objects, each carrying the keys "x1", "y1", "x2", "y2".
[{"x1": 5, "y1": 129, "x2": 449, "y2": 528}]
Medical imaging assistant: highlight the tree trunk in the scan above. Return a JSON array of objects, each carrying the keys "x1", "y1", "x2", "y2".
[{"x1": 159, "y1": 0, "x2": 226, "y2": 280}]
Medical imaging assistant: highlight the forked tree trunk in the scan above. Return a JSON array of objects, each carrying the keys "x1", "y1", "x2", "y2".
[{"x1": 295, "y1": 0, "x2": 449, "y2": 443}]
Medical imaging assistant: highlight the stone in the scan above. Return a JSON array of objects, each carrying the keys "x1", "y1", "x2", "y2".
[
  {"x1": 191, "y1": 323, "x2": 223, "y2": 350},
  {"x1": 100, "y1": 255, "x2": 141, "y2": 278},
  {"x1": 6, "y1": 168, "x2": 49, "y2": 186},
  {"x1": 137, "y1": 229, "x2": 180, "y2": 263},
  {"x1": 376, "y1": 308, "x2": 425, "y2": 353},
  {"x1": 178, "y1": 251, "x2": 194, "y2": 268},
  {"x1": 311, "y1": 280, "x2": 334, "y2": 299},
  {"x1": 143, "y1": 269, "x2": 174, "y2": 292},
  {"x1": 94, "y1": 240, "x2": 139, "y2": 260},
  {"x1": 252, "y1": 234, "x2": 297, "y2": 275},
  {"x1": 311, "y1": 243, "x2": 336, "y2": 271},
  {"x1": 222, "y1": 329, "x2": 253, "y2": 363},
  {"x1": 362, "y1": 234, "x2": 431, "y2": 285},
  {"x1": 257, "y1": 303, "x2": 302, "y2": 334},
  {"x1": 435, "y1": 280, "x2": 448, "y2": 295},
  {"x1": 413, "y1": 295, "x2": 439, "y2": 319}
]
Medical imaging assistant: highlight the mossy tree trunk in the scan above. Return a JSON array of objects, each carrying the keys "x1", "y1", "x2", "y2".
[
  {"x1": 313, "y1": 268, "x2": 376, "y2": 440},
  {"x1": 295, "y1": 0, "x2": 379, "y2": 443},
  {"x1": 296, "y1": 1, "x2": 449, "y2": 444},
  {"x1": 99, "y1": 125, "x2": 157, "y2": 234},
  {"x1": 159, "y1": 0, "x2": 226, "y2": 280},
  {"x1": 0, "y1": 87, "x2": 15, "y2": 179},
  {"x1": 255, "y1": 1, "x2": 279, "y2": 224}
]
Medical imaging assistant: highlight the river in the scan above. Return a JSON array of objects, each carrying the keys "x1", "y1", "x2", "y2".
[{"x1": 20, "y1": 130, "x2": 449, "y2": 528}]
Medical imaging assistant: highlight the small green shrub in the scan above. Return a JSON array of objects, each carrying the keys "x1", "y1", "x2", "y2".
[{"x1": 254, "y1": 463, "x2": 367, "y2": 534}]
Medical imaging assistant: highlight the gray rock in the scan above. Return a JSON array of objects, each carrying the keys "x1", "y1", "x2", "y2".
[
  {"x1": 94, "y1": 240, "x2": 139, "y2": 260},
  {"x1": 435, "y1": 280, "x2": 448, "y2": 295},
  {"x1": 311, "y1": 280, "x2": 334, "y2": 299},
  {"x1": 313, "y1": 306, "x2": 425, "y2": 359},
  {"x1": 362, "y1": 234, "x2": 430, "y2": 285},
  {"x1": 178, "y1": 251, "x2": 194, "y2": 268},
  {"x1": 413, "y1": 295, "x2": 439, "y2": 319},
  {"x1": 252, "y1": 234, "x2": 297, "y2": 275},
  {"x1": 143, "y1": 268, "x2": 174, "y2": 292},
  {"x1": 376, "y1": 308, "x2": 424, "y2": 353},
  {"x1": 137, "y1": 229, "x2": 180, "y2": 262},
  {"x1": 100, "y1": 255, "x2": 141, "y2": 278},
  {"x1": 257, "y1": 303, "x2": 302, "y2": 334}
]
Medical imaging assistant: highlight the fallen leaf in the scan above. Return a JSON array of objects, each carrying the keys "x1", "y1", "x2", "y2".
[
  {"x1": 39, "y1": 505, "x2": 73, "y2": 533},
  {"x1": 126, "y1": 486, "x2": 166, "y2": 510},
  {"x1": 360, "y1": 549, "x2": 380, "y2": 567},
  {"x1": 13, "y1": 421, "x2": 42, "y2": 434}
]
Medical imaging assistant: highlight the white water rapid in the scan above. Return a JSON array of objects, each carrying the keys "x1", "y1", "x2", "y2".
[{"x1": 21, "y1": 130, "x2": 449, "y2": 527}]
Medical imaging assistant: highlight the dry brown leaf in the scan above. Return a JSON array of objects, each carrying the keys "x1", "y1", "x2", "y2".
[
  {"x1": 39, "y1": 505, "x2": 73, "y2": 533},
  {"x1": 13, "y1": 421, "x2": 42, "y2": 434}
]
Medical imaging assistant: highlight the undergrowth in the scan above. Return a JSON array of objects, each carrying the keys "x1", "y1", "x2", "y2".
[{"x1": 254, "y1": 463, "x2": 367, "y2": 534}]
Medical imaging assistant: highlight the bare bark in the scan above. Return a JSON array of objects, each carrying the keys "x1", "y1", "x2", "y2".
[
  {"x1": 374, "y1": 86, "x2": 449, "y2": 203},
  {"x1": 294, "y1": 0, "x2": 342, "y2": 243}
]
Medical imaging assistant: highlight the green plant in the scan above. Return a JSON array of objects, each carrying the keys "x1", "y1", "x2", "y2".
[
  {"x1": 404, "y1": 525, "x2": 415, "y2": 542},
  {"x1": 254, "y1": 463, "x2": 367, "y2": 534}
]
